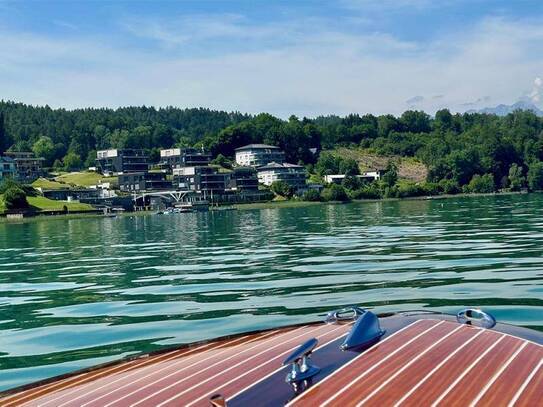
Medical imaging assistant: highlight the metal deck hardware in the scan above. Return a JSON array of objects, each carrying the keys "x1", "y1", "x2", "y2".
[
  {"x1": 325, "y1": 306, "x2": 365, "y2": 323},
  {"x1": 283, "y1": 337, "x2": 321, "y2": 386},
  {"x1": 340, "y1": 310, "x2": 385, "y2": 351},
  {"x1": 456, "y1": 308, "x2": 496, "y2": 329}
]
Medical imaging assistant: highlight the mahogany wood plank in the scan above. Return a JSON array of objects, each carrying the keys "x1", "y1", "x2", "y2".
[
  {"x1": 1, "y1": 343, "x2": 205, "y2": 407},
  {"x1": 397, "y1": 329, "x2": 503, "y2": 406},
  {"x1": 182, "y1": 323, "x2": 354, "y2": 407},
  {"x1": 353, "y1": 324, "x2": 481, "y2": 406},
  {"x1": 289, "y1": 319, "x2": 441, "y2": 405},
  {"x1": 75, "y1": 327, "x2": 290, "y2": 407},
  {"x1": 328, "y1": 322, "x2": 461, "y2": 406},
  {"x1": 511, "y1": 361, "x2": 543, "y2": 407},
  {"x1": 432, "y1": 335, "x2": 521, "y2": 406},
  {"x1": 476, "y1": 342, "x2": 543, "y2": 406},
  {"x1": 134, "y1": 323, "x2": 350, "y2": 407},
  {"x1": 18, "y1": 328, "x2": 282, "y2": 407}
]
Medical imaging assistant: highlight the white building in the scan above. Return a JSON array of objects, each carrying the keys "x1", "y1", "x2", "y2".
[
  {"x1": 257, "y1": 162, "x2": 307, "y2": 190},
  {"x1": 235, "y1": 144, "x2": 285, "y2": 167},
  {"x1": 324, "y1": 171, "x2": 382, "y2": 184}
]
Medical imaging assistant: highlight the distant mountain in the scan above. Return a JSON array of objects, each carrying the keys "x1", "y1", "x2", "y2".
[{"x1": 467, "y1": 101, "x2": 543, "y2": 116}]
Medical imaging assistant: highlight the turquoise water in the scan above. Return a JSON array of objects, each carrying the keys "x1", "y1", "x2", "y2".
[{"x1": 0, "y1": 194, "x2": 542, "y2": 391}]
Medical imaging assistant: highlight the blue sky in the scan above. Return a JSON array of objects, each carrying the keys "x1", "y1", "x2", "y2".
[{"x1": 1, "y1": 0, "x2": 543, "y2": 117}]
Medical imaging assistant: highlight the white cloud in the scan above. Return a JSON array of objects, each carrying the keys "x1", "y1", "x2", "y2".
[{"x1": 0, "y1": 13, "x2": 543, "y2": 117}]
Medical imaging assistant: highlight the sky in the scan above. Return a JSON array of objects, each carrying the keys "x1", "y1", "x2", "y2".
[{"x1": 1, "y1": 0, "x2": 543, "y2": 118}]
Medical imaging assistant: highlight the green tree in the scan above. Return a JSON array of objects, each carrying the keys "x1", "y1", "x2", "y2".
[
  {"x1": 339, "y1": 158, "x2": 360, "y2": 176},
  {"x1": 321, "y1": 184, "x2": 349, "y2": 201},
  {"x1": 211, "y1": 153, "x2": 232, "y2": 169},
  {"x1": 382, "y1": 161, "x2": 398, "y2": 187},
  {"x1": 33, "y1": 136, "x2": 59, "y2": 165},
  {"x1": 467, "y1": 174, "x2": 495, "y2": 193},
  {"x1": 508, "y1": 164, "x2": 525, "y2": 191},
  {"x1": 63, "y1": 152, "x2": 83, "y2": 171},
  {"x1": 85, "y1": 150, "x2": 97, "y2": 168},
  {"x1": 434, "y1": 109, "x2": 454, "y2": 132},
  {"x1": 315, "y1": 152, "x2": 341, "y2": 176},
  {"x1": 528, "y1": 161, "x2": 543, "y2": 190},
  {"x1": 270, "y1": 181, "x2": 294, "y2": 198},
  {"x1": 438, "y1": 179, "x2": 460, "y2": 194},
  {"x1": 302, "y1": 189, "x2": 321, "y2": 201},
  {"x1": 2, "y1": 185, "x2": 28, "y2": 210}
]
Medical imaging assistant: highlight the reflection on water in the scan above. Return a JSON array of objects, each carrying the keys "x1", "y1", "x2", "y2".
[{"x1": 0, "y1": 194, "x2": 542, "y2": 390}]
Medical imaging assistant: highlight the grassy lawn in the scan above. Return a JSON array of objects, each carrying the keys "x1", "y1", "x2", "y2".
[
  {"x1": 28, "y1": 196, "x2": 94, "y2": 211},
  {"x1": 32, "y1": 177, "x2": 67, "y2": 190},
  {"x1": 54, "y1": 171, "x2": 118, "y2": 187},
  {"x1": 0, "y1": 194, "x2": 95, "y2": 213}
]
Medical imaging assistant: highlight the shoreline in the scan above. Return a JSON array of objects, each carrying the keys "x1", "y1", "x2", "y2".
[{"x1": 0, "y1": 190, "x2": 530, "y2": 224}]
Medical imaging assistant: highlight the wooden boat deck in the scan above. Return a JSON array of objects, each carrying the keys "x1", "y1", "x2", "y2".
[
  {"x1": 288, "y1": 319, "x2": 543, "y2": 406},
  {"x1": 0, "y1": 322, "x2": 352, "y2": 406},
  {"x1": 1, "y1": 316, "x2": 541, "y2": 406}
]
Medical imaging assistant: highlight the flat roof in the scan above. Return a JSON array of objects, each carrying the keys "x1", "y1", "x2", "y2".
[
  {"x1": 257, "y1": 162, "x2": 304, "y2": 170},
  {"x1": 235, "y1": 144, "x2": 281, "y2": 151}
]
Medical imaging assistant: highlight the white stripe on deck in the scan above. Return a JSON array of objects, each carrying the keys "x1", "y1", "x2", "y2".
[
  {"x1": 97, "y1": 327, "x2": 299, "y2": 407},
  {"x1": 132, "y1": 324, "x2": 330, "y2": 407},
  {"x1": 225, "y1": 325, "x2": 352, "y2": 402},
  {"x1": 394, "y1": 328, "x2": 485, "y2": 407},
  {"x1": 180, "y1": 323, "x2": 351, "y2": 407},
  {"x1": 320, "y1": 321, "x2": 445, "y2": 407},
  {"x1": 36, "y1": 342, "x2": 214, "y2": 407},
  {"x1": 507, "y1": 359, "x2": 543, "y2": 407},
  {"x1": 469, "y1": 342, "x2": 528, "y2": 407},
  {"x1": 430, "y1": 334, "x2": 506, "y2": 407}
]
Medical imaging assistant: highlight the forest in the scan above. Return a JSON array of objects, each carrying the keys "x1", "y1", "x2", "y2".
[{"x1": 1, "y1": 100, "x2": 543, "y2": 197}]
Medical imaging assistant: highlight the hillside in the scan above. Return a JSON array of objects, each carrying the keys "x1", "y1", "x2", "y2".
[
  {"x1": 32, "y1": 172, "x2": 118, "y2": 190},
  {"x1": 329, "y1": 147, "x2": 428, "y2": 182}
]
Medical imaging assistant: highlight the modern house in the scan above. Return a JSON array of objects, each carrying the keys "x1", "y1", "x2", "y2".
[
  {"x1": 0, "y1": 156, "x2": 16, "y2": 180},
  {"x1": 229, "y1": 167, "x2": 259, "y2": 192},
  {"x1": 4, "y1": 151, "x2": 44, "y2": 182},
  {"x1": 96, "y1": 149, "x2": 149, "y2": 175},
  {"x1": 173, "y1": 166, "x2": 228, "y2": 196},
  {"x1": 235, "y1": 144, "x2": 285, "y2": 167},
  {"x1": 324, "y1": 171, "x2": 383, "y2": 184},
  {"x1": 257, "y1": 162, "x2": 307, "y2": 190},
  {"x1": 160, "y1": 148, "x2": 211, "y2": 170},
  {"x1": 118, "y1": 172, "x2": 172, "y2": 192},
  {"x1": 40, "y1": 188, "x2": 100, "y2": 201}
]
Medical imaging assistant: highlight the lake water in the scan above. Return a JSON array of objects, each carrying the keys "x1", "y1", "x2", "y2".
[{"x1": 1, "y1": 194, "x2": 542, "y2": 391}]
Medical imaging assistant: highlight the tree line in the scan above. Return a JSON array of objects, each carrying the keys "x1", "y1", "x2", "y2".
[{"x1": 1, "y1": 100, "x2": 543, "y2": 193}]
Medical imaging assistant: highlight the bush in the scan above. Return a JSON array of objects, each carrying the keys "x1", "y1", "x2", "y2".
[
  {"x1": 321, "y1": 184, "x2": 349, "y2": 201},
  {"x1": 382, "y1": 161, "x2": 398, "y2": 187},
  {"x1": 211, "y1": 153, "x2": 233, "y2": 169},
  {"x1": 0, "y1": 179, "x2": 36, "y2": 196},
  {"x1": 270, "y1": 181, "x2": 294, "y2": 198},
  {"x1": 528, "y1": 161, "x2": 543, "y2": 191},
  {"x1": 508, "y1": 164, "x2": 525, "y2": 191},
  {"x1": 438, "y1": 179, "x2": 460, "y2": 194},
  {"x1": 2, "y1": 186, "x2": 28, "y2": 210},
  {"x1": 63, "y1": 152, "x2": 83, "y2": 171},
  {"x1": 341, "y1": 175, "x2": 362, "y2": 191},
  {"x1": 302, "y1": 189, "x2": 321, "y2": 201},
  {"x1": 350, "y1": 183, "x2": 382, "y2": 199},
  {"x1": 467, "y1": 174, "x2": 495, "y2": 193},
  {"x1": 383, "y1": 185, "x2": 399, "y2": 198},
  {"x1": 397, "y1": 182, "x2": 426, "y2": 198}
]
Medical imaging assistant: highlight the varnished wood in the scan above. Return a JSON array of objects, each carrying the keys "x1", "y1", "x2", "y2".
[
  {"x1": 289, "y1": 319, "x2": 543, "y2": 407},
  {"x1": 2, "y1": 317, "x2": 541, "y2": 407},
  {"x1": 0, "y1": 322, "x2": 349, "y2": 407},
  {"x1": 476, "y1": 342, "x2": 543, "y2": 406}
]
